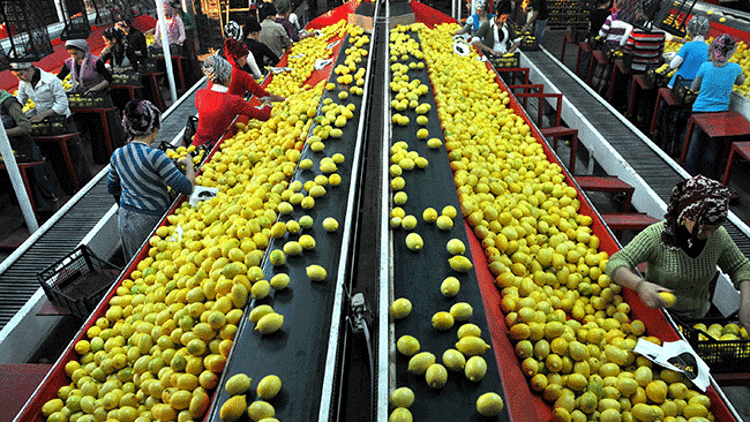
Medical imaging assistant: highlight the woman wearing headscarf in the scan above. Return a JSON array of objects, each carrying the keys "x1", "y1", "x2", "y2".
[
  {"x1": 222, "y1": 39, "x2": 285, "y2": 106},
  {"x1": 454, "y1": 0, "x2": 494, "y2": 37},
  {"x1": 684, "y1": 34, "x2": 745, "y2": 178},
  {"x1": 667, "y1": 15, "x2": 710, "y2": 89},
  {"x1": 607, "y1": 176, "x2": 750, "y2": 331},
  {"x1": 58, "y1": 39, "x2": 113, "y2": 96},
  {"x1": 154, "y1": 1, "x2": 186, "y2": 50},
  {"x1": 107, "y1": 99, "x2": 194, "y2": 258},
  {"x1": 193, "y1": 55, "x2": 274, "y2": 147},
  {"x1": 224, "y1": 29, "x2": 263, "y2": 80},
  {"x1": 101, "y1": 27, "x2": 140, "y2": 72}
]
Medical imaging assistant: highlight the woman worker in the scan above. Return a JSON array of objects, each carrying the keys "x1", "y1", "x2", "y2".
[
  {"x1": 13, "y1": 61, "x2": 93, "y2": 190},
  {"x1": 101, "y1": 27, "x2": 141, "y2": 72},
  {"x1": 222, "y1": 39, "x2": 286, "y2": 104},
  {"x1": 59, "y1": 39, "x2": 125, "y2": 164},
  {"x1": 667, "y1": 15, "x2": 710, "y2": 89},
  {"x1": 224, "y1": 27, "x2": 263, "y2": 80},
  {"x1": 192, "y1": 55, "x2": 275, "y2": 147},
  {"x1": 607, "y1": 175, "x2": 750, "y2": 332},
  {"x1": 59, "y1": 39, "x2": 112, "y2": 96},
  {"x1": 454, "y1": 0, "x2": 494, "y2": 37},
  {"x1": 107, "y1": 100, "x2": 194, "y2": 258},
  {"x1": 684, "y1": 34, "x2": 745, "y2": 178}
]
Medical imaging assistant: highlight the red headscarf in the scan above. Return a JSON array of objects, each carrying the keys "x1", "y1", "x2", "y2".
[{"x1": 224, "y1": 38, "x2": 249, "y2": 67}]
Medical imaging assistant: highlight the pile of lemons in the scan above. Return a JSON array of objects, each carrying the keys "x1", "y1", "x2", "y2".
[
  {"x1": 387, "y1": 24, "x2": 503, "y2": 422},
  {"x1": 684, "y1": 321, "x2": 749, "y2": 341},
  {"x1": 266, "y1": 21, "x2": 365, "y2": 98},
  {"x1": 414, "y1": 21, "x2": 716, "y2": 422},
  {"x1": 37, "y1": 21, "x2": 370, "y2": 422}
]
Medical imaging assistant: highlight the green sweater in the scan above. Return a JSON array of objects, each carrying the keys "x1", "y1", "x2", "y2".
[{"x1": 606, "y1": 221, "x2": 750, "y2": 318}]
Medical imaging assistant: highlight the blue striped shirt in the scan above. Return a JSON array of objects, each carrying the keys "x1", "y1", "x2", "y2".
[{"x1": 107, "y1": 143, "x2": 193, "y2": 215}]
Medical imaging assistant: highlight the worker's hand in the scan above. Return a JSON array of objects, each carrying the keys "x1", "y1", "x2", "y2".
[
  {"x1": 740, "y1": 306, "x2": 750, "y2": 335},
  {"x1": 30, "y1": 114, "x2": 46, "y2": 123},
  {"x1": 269, "y1": 94, "x2": 286, "y2": 102},
  {"x1": 83, "y1": 89, "x2": 95, "y2": 96},
  {"x1": 177, "y1": 156, "x2": 193, "y2": 168},
  {"x1": 637, "y1": 280, "x2": 672, "y2": 308}
]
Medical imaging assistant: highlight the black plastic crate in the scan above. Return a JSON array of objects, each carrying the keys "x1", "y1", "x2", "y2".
[
  {"x1": 138, "y1": 60, "x2": 158, "y2": 74},
  {"x1": 31, "y1": 114, "x2": 67, "y2": 137},
  {"x1": 673, "y1": 315, "x2": 750, "y2": 372},
  {"x1": 673, "y1": 75, "x2": 697, "y2": 105},
  {"x1": 490, "y1": 52, "x2": 520, "y2": 69},
  {"x1": 67, "y1": 91, "x2": 114, "y2": 108},
  {"x1": 645, "y1": 65, "x2": 671, "y2": 88},
  {"x1": 37, "y1": 245, "x2": 121, "y2": 320},
  {"x1": 112, "y1": 72, "x2": 141, "y2": 85},
  {"x1": 520, "y1": 36, "x2": 539, "y2": 51}
]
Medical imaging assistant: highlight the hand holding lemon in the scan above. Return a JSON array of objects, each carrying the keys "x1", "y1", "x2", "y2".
[{"x1": 635, "y1": 279, "x2": 676, "y2": 309}]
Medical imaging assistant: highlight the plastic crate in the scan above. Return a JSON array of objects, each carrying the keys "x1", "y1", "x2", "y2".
[
  {"x1": 673, "y1": 315, "x2": 750, "y2": 372},
  {"x1": 520, "y1": 36, "x2": 539, "y2": 51},
  {"x1": 37, "y1": 245, "x2": 121, "y2": 320},
  {"x1": 645, "y1": 66, "x2": 671, "y2": 88},
  {"x1": 139, "y1": 60, "x2": 157, "y2": 74},
  {"x1": 489, "y1": 52, "x2": 520, "y2": 69},
  {"x1": 30, "y1": 114, "x2": 67, "y2": 137},
  {"x1": 112, "y1": 72, "x2": 141, "y2": 85},
  {"x1": 672, "y1": 75, "x2": 697, "y2": 105},
  {"x1": 67, "y1": 91, "x2": 114, "y2": 108}
]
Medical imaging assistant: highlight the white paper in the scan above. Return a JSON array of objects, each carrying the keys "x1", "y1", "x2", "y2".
[
  {"x1": 476, "y1": 55, "x2": 488, "y2": 62},
  {"x1": 633, "y1": 339, "x2": 710, "y2": 391},
  {"x1": 189, "y1": 186, "x2": 219, "y2": 207},
  {"x1": 713, "y1": 273, "x2": 741, "y2": 317},
  {"x1": 315, "y1": 58, "x2": 334, "y2": 70},
  {"x1": 270, "y1": 67, "x2": 293, "y2": 74},
  {"x1": 453, "y1": 41, "x2": 470, "y2": 56},
  {"x1": 167, "y1": 224, "x2": 184, "y2": 242},
  {"x1": 327, "y1": 40, "x2": 341, "y2": 50}
]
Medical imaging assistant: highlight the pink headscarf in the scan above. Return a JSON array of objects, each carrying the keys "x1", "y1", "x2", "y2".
[{"x1": 709, "y1": 34, "x2": 737, "y2": 63}]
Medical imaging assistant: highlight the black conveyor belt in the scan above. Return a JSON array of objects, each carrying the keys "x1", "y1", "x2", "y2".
[
  {"x1": 0, "y1": 82, "x2": 205, "y2": 330},
  {"x1": 521, "y1": 50, "x2": 750, "y2": 255}
]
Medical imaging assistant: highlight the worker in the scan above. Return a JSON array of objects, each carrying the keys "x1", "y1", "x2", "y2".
[
  {"x1": 667, "y1": 15, "x2": 710, "y2": 89},
  {"x1": 222, "y1": 39, "x2": 286, "y2": 100},
  {"x1": 245, "y1": 17, "x2": 280, "y2": 71},
  {"x1": 684, "y1": 34, "x2": 745, "y2": 178},
  {"x1": 223, "y1": 29, "x2": 263, "y2": 80},
  {"x1": 472, "y1": 13, "x2": 520, "y2": 56},
  {"x1": 258, "y1": 2, "x2": 292, "y2": 59},
  {"x1": 101, "y1": 27, "x2": 140, "y2": 73},
  {"x1": 154, "y1": 1, "x2": 186, "y2": 53},
  {"x1": 519, "y1": 0, "x2": 549, "y2": 44},
  {"x1": 607, "y1": 175, "x2": 750, "y2": 332},
  {"x1": 12, "y1": 62, "x2": 93, "y2": 191},
  {"x1": 59, "y1": 39, "x2": 112, "y2": 96},
  {"x1": 454, "y1": 0, "x2": 494, "y2": 37},
  {"x1": 107, "y1": 99, "x2": 195, "y2": 258},
  {"x1": 192, "y1": 55, "x2": 274, "y2": 147},
  {"x1": 115, "y1": 14, "x2": 150, "y2": 64}
]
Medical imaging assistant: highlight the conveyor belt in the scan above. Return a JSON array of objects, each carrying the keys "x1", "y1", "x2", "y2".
[
  {"x1": 521, "y1": 49, "x2": 750, "y2": 255},
  {"x1": 0, "y1": 81, "x2": 205, "y2": 331}
]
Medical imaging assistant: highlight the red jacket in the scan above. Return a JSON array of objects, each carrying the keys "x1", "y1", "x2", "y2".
[
  {"x1": 193, "y1": 87, "x2": 271, "y2": 146},
  {"x1": 207, "y1": 66, "x2": 270, "y2": 98}
]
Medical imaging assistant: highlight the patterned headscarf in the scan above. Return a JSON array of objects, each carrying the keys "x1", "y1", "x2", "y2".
[
  {"x1": 709, "y1": 34, "x2": 737, "y2": 63},
  {"x1": 662, "y1": 175, "x2": 730, "y2": 247},
  {"x1": 224, "y1": 38, "x2": 249, "y2": 62},
  {"x1": 201, "y1": 54, "x2": 233, "y2": 84},
  {"x1": 686, "y1": 15, "x2": 710, "y2": 37},
  {"x1": 122, "y1": 100, "x2": 162, "y2": 140},
  {"x1": 224, "y1": 21, "x2": 243, "y2": 41}
]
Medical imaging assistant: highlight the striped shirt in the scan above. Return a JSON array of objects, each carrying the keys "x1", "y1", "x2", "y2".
[
  {"x1": 624, "y1": 28, "x2": 666, "y2": 73},
  {"x1": 599, "y1": 12, "x2": 633, "y2": 50},
  {"x1": 107, "y1": 142, "x2": 193, "y2": 215}
]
